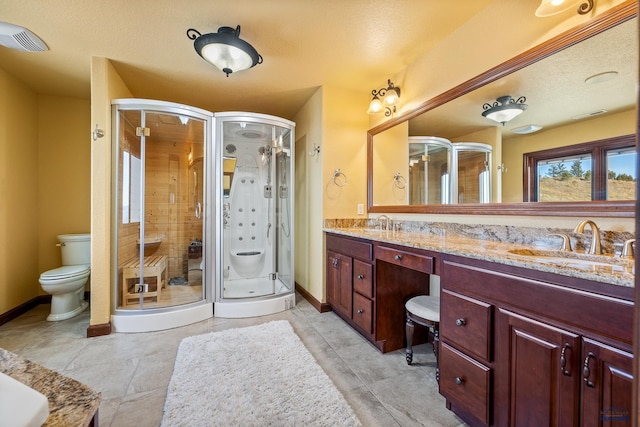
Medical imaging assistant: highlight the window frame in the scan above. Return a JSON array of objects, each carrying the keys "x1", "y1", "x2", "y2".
[{"x1": 523, "y1": 134, "x2": 636, "y2": 202}]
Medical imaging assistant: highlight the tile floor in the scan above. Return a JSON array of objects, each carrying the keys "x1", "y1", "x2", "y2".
[{"x1": 0, "y1": 295, "x2": 466, "y2": 427}]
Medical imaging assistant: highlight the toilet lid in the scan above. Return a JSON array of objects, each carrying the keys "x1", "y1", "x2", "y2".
[{"x1": 40, "y1": 265, "x2": 89, "y2": 280}]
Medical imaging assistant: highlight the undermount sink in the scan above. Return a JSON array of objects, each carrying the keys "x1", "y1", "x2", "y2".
[{"x1": 507, "y1": 248, "x2": 634, "y2": 274}]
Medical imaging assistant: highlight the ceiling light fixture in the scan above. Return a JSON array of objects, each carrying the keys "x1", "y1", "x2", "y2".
[
  {"x1": 482, "y1": 95, "x2": 528, "y2": 126},
  {"x1": 367, "y1": 79, "x2": 401, "y2": 116},
  {"x1": 535, "y1": 0, "x2": 594, "y2": 17},
  {"x1": 511, "y1": 124, "x2": 543, "y2": 134},
  {"x1": 186, "y1": 25, "x2": 263, "y2": 77}
]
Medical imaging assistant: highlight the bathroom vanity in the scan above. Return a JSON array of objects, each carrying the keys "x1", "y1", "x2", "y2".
[{"x1": 324, "y1": 225, "x2": 634, "y2": 427}]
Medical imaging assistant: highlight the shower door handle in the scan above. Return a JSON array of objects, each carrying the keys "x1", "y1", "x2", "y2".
[{"x1": 195, "y1": 202, "x2": 201, "y2": 219}]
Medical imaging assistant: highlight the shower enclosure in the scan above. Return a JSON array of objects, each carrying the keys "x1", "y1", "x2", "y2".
[
  {"x1": 408, "y1": 138, "x2": 492, "y2": 205},
  {"x1": 110, "y1": 100, "x2": 294, "y2": 332},
  {"x1": 214, "y1": 113, "x2": 295, "y2": 318}
]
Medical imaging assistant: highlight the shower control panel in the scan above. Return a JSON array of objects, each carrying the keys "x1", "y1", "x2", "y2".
[{"x1": 264, "y1": 184, "x2": 273, "y2": 198}]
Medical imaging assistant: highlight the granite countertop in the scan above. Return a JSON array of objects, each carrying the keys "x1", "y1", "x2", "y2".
[
  {"x1": 324, "y1": 226, "x2": 635, "y2": 288},
  {"x1": 0, "y1": 348, "x2": 101, "y2": 427}
]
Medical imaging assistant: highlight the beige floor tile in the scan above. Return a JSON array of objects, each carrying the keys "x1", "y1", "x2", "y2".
[{"x1": 0, "y1": 295, "x2": 467, "y2": 426}]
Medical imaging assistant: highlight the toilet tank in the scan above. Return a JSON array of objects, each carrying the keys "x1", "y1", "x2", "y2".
[{"x1": 58, "y1": 233, "x2": 91, "y2": 266}]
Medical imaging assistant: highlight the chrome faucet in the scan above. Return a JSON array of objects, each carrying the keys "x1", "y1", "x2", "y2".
[
  {"x1": 376, "y1": 214, "x2": 391, "y2": 231},
  {"x1": 573, "y1": 220, "x2": 601, "y2": 255}
]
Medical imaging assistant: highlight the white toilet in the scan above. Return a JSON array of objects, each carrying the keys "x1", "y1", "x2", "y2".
[{"x1": 39, "y1": 233, "x2": 91, "y2": 321}]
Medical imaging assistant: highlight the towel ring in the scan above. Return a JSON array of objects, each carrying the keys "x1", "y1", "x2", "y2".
[
  {"x1": 393, "y1": 173, "x2": 406, "y2": 189},
  {"x1": 333, "y1": 169, "x2": 347, "y2": 187}
]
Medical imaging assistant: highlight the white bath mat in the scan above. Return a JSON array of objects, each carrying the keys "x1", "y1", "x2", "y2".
[{"x1": 161, "y1": 320, "x2": 361, "y2": 426}]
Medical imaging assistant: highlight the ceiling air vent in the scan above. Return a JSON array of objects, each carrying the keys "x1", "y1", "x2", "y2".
[
  {"x1": 0, "y1": 21, "x2": 48, "y2": 52},
  {"x1": 571, "y1": 109, "x2": 608, "y2": 120}
]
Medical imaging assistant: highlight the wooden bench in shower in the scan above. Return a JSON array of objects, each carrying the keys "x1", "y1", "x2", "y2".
[{"x1": 121, "y1": 255, "x2": 167, "y2": 306}]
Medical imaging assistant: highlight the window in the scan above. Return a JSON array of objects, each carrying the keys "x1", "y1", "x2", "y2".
[{"x1": 523, "y1": 135, "x2": 636, "y2": 202}]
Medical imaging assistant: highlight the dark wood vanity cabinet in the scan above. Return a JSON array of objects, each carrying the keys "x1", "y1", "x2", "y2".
[
  {"x1": 326, "y1": 234, "x2": 375, "y2": 338},
  {"x1": 325, "y1": 233, "x2": 434, "y2": 353},
  {"x1": 439, "y1": 254, "x2": 634, "y2": 427}
]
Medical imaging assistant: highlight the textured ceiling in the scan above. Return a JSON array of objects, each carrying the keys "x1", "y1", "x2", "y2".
[{"x1": 0, "y1": 0, "x2": 497, "y2": 119}]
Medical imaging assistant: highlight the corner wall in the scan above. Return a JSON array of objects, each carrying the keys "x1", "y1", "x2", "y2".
[
  {"x1": 38, "y1": 95, "x2": 91, "y2": 274},
  {"x1": 89, "y1": 57, "x2": 133, "y2": 327},
  {"x1": 0, "y1": 68, "x2": 39, "y2": 313}
]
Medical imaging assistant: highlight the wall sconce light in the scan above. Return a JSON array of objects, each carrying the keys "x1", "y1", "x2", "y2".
[
  {"x1": 482, "y1": 95, "x2": 527, "y2": 126},
  {"x1": 535, "y1": 0, "x2": 594, "y2": 17},
  {"x1": 187, "y1": 25, "x2": 263, "y2": 76},
  {"x1": 367, "y1": 79, "x2": 401, "y2": 116}
]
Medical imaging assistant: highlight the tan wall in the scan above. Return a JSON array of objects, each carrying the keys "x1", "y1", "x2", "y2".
[
  {"x1": 293, "y1": 88, "x2": 323, "y2": 301},
  {"x1": 372, "y1": 122, "x2": 410, "y2": 206},
  {"x1": 502, "y1": 108, "x2": 637, "y2": 202},
  {"x1": 0, "y1": 68, "x2": 40, "y2": 313},
  {"x1": 90, "y1": 57, "x2": 133, "y2": 326},
  {"x1": 38, "y1": 95, "x2": 91, "y2": 275}
]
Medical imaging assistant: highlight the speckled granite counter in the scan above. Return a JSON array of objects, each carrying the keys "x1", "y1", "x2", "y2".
[
  {"x1": 0, "y1": 348, "x2": 100, "y2": 426},
  {"x1": 324, "y1": 223, "x2": 634, "y2": 288}
]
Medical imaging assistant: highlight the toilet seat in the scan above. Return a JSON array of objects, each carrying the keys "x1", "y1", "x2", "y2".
[{"x1": 40, "y1": 265, "x2": 90, "y2": 280}]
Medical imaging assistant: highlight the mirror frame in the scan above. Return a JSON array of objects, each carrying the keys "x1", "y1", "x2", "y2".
[{"x1": 367, "y1": 1, "x2": 637, "y2": 217}]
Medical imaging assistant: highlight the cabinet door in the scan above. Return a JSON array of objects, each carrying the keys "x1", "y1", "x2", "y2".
[
  {"x1": 497, "y1": 309, "x2": 580, "y2": 427},
  {"x1": 580, "y1": 338, "x2": 633, "y2": 427},
  {"x1": 326, "y1": 250, "x2": 352, "y2": 318}
]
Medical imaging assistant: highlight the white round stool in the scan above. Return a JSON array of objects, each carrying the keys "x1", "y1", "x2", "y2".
[{"x1": 405, "y1": 295, "x2": 440, "y2": 381}]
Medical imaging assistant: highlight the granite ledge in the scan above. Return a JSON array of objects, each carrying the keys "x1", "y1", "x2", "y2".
[
  {"x1": 0, "y1": 348, "x2": 100, "y2": 427},
  {"x1": 324, "y1": 226, "x2": 634, "y2": 288}
]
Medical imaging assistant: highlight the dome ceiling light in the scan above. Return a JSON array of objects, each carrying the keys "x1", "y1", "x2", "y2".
[
  {"x1": 482, "y1": 95, "x2": 528, "y2": 126},
  {"x1": 535, "y1": 0, "x2": 595, "y2": 17},
  {"x1": 187, "y1": 25, "x2": 263, "y2": 77}
]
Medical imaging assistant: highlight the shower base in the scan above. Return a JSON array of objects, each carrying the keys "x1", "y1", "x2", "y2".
[
  {"x1": 223, "y1": 277, "x2": 289, "y2": 299},
  {"x1": 215, "y1": 278, "x2": 294, "y2": 318}
]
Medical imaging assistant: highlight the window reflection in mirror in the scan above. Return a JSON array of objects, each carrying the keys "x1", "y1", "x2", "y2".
[{"x1": 524, "y1": 135, "x2": 636, "y2": 202}]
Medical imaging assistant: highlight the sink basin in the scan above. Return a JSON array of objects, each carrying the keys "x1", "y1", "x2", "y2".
[{"x1": 507, "y1": 248, "x2": 634, "y2": 274}]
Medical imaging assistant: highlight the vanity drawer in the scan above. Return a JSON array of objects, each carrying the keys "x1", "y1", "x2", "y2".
[
  {"x1": 326, "y1": 234, "x2": 373, "y2": 262},
  {"x1": 441, "y1": 289, "x2": 492, "y2": 362},
  {"x1": 375, "y1": 245, "x2": 434, "y2": 274},
  {"x1": 353, "y1": 260, "x2": 373, "y2": 298},
  {"x1": 353, "y1": 293, "x2": 373, "y2": 334},
  {"x1": 439, "y1": 342, "x2": 491, "y2": 426}
]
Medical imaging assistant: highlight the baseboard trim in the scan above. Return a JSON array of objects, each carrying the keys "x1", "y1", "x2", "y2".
[
  {"x1": 0, "y1": 295, "x2": 51, "y2": 327},
  {"x1": 87, "y1": 322, "x2": 111, "y2": 338},
  {"x1": 295, "y1": 283, "x2": 332, "y2": 313}
]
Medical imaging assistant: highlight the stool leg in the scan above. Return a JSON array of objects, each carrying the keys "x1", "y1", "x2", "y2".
[
  {"x1": 433, "y1": 324, "x2": 440, "y2": 382},
  {"x1": 405, "y1": 313, "x2": 414, "y2": 365}
]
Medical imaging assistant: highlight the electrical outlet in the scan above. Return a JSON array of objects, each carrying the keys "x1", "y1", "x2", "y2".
[
  {"x1": 264, "y1": 185, "x2": 272, "y2": 198},
  {"x1": 357, "y1": 203, "x2": 364, "y2": 215}
]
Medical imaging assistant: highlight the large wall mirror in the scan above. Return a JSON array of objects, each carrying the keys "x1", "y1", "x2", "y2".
[{"x1": 368, "y1": 2, "x2": 637, "y2": 217}]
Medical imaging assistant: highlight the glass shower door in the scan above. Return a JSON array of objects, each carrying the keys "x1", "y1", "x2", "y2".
[
  {"x1": 219, "y1": 118, "x2": 294, "y2": 301},
  {"x1": 115, "y1": 106, "x2": 207, "y2": 310}
]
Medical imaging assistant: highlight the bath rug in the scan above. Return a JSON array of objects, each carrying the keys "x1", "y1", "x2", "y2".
[{"x1": 161, "y1": 320, "x2": 361, "y2": 427}]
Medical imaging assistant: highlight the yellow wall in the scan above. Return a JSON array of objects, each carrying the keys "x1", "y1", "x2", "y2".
[
  {"x1": 293, "y1": 88, "x2": 325, "y2": 301},
  {"x1": 38, "y1": 96, "x2": 91, "y2": 274},
  {"x1": 89, "y1": 57, "x2": 133, "y2": 326},
  {"x1": 372, "y1": 122, "x2": 410, "y2": 206},
  {"x1": 502, "y1": 108, "x2": 637, "y2": 202},
  {"x1": 0, "y1": 69, "x2": 91, "y2": 314},
  {"x1": 0, "y1": 68, "x2": 40, "y2": 313},
  {"x1": 293, "y1": 85, "x2": 370, "y2": 303},
  {"x1": 322, "y1": 86, "x2": 371, "y2": 218}
]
